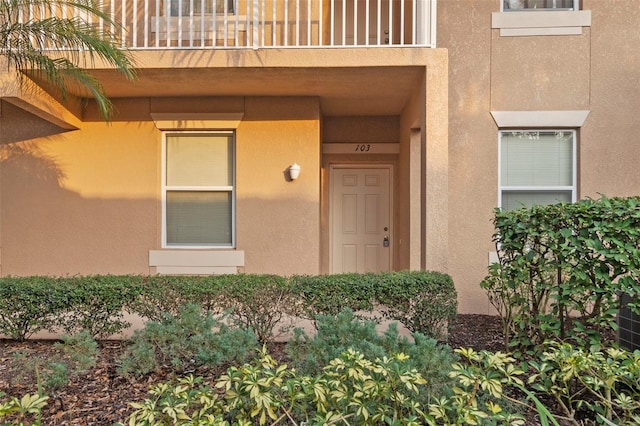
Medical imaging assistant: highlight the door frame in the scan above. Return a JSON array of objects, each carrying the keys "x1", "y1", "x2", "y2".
[{"x1": 328, "y1": 163, "x2": 394, "y2": 274}]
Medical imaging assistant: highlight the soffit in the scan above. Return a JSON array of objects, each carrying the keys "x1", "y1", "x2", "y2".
[{"x1": 77, "y1": 66, "x2": 425, "y2": 116}]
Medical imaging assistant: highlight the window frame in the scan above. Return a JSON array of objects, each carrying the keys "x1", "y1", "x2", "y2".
[
  {"x1": 498, "y1": 129, "x2": 577, "y2": 210},
  {"x1": 161, "y1": 130, "x2": 236, "y2": 249},
  {"x1": 501, "y1": 0, "x2": 578, "y2": 12},
  {"x1": 168, "y1": 0, "x2": 234, "y2": 17}
]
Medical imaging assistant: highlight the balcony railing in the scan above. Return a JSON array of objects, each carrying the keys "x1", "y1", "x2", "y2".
[{"x1": 19, "y1": 0, "x2": 436, "y2": 50}]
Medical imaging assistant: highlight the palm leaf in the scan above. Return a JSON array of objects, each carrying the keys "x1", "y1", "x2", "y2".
[{"x1": 0, "y1": 0, "x2": 136, "y2": 119}]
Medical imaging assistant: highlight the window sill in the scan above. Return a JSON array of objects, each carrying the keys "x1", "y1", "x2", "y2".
[
  {"x1": 149, "y1": 249, "x2": 244, "y2": 275},
  {"x1": 492, "y1": 10, "x2": 591, "y2": 36}
]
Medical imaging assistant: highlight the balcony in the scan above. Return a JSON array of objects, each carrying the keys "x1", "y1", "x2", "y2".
[{"x1": 23, "y1": 0, "x2": 437, "y2": 49}]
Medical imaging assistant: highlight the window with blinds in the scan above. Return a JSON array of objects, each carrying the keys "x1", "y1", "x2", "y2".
[
  {"x1": 503, "y1": 0, "x2": 577, "y2": 11},
  {"x1": 499, "y1": 130, "x2": 576, "y2": 211},
  {"x1": 169, "y1": 0, "x2": 234, "y2": 16},
  {"x1": 163, "y1": 132, "x2": 235, "y2": 247}
]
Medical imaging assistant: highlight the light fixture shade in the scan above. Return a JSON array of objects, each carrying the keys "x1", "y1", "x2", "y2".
[{"x1": 289, "y1": 163, "x2": 301, "y2": 180}]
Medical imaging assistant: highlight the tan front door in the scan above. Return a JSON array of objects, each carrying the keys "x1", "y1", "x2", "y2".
[{"x1": 330, "y1": 166, "x2": 392, "y2": 273}]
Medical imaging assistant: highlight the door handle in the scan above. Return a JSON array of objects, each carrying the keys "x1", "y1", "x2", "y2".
[{"x1": 383, "y1": 236, "x2": 389, "y2": 247}]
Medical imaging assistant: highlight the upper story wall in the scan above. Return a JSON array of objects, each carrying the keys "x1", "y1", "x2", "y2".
[{"x1": 438, "y1": 0, "x2": 640, "y2": 314}]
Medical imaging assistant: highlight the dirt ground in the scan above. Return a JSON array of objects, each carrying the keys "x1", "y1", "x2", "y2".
[{"x1": 0, "y1": 314, "x2": 509, "y2": 425}]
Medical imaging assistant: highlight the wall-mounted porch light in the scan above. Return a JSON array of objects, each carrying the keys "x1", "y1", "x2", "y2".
[{"x1": 289, "y1": 163, "x2": 301, "y2": 180}]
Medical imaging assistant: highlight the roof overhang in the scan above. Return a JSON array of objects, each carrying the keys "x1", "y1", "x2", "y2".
[{"x1": 0, "y1": 68, "x2": 82, "y2": 130}]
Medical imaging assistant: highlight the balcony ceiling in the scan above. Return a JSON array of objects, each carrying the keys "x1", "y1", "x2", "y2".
[{"x1": 86, "y1": 65, "x2": 425, "y2": 116}]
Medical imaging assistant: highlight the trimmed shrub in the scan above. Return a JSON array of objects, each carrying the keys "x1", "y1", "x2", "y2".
[
  {"x1": 0, "y1": 276, "x2": 66, "y2": 340},
  {"x1": 291, "y1": 270, "x2": 457, "y2": 339},
  {"x1": 54, "y1": 275, "x2": 144, "y2": 339},
  {"x1": 126, "y1": 275, "x2": 225, "y2": 322},
  {"x1": 290, "y1": 273, "x2": 378, "y2": 322},
  {"x1": 216, "y1": 274, "x2": 301, "y2": 344},
  {"x1": 481, "y1": 195, "x2": 640, "y2": 354},
  {"x1": 0, "y1": 275, "x2": 142, "y2": 340},
  {"x1": 377, "y1": 270, "x2": 458, "y2": 340}
]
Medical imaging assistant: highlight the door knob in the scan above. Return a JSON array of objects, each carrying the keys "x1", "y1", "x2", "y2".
[{"x1": 383, "y1": 236, "x2": 389, "y2": 247}]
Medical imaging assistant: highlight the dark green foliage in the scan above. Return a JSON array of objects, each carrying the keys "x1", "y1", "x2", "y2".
[
  {"x1": 54, "y1": 275, "x2": 144, "y2": 339},
  {"x1": 290, "y1": 273, "x2": 378, "y2": 320},
  {"x1": 126, "y1": 275, "x2": 225, "y2": 322},
  {"x1": 0, "y1": 271, "x2": 457, "y2": 346},
  {"x1": 286, "y1": 308, "x2": 457, "y2": 396},
  {"x1": 216, "y1": 274, "x2": 301, "y2": 344},
  {"x1": 128, "y1": 274, "x2": 299, "y2": 344},
  {"x1": 118, "y1": 304, "x2": 259, "y2": 377},
  {"x1": 291, "y1": 270, "x2": 458, "y2": 339},
  {"x1": 0, "y1": 275, "x2": 141, "y2": 340},
  {"x1": 378, "y1": 270, "x2": 458, "y2": 340},
  {"x1": 481, "y1": 195, "x2": 640, "y2": 354},
  {"x1": 0, "y1": 276, "x2": 67, "y2": 340}
]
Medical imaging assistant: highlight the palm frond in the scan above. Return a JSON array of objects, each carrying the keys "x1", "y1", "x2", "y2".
[{"x1": 0, "y1": 0, "x2": 136, "y2": 119}]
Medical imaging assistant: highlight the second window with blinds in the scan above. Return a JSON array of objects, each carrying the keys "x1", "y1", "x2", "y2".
[
  {"x1": 499, "y1": 130, "x2": 576, "y2": 211},
  {"x1": 163, "y1": 132, "x2": 235, "y2": 248}
]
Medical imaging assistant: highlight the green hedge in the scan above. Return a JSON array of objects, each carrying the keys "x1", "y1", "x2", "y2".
[
  {"x1": 481, "y1": 195, "x2": 640, "y2": 354},
  {"x1": 291, "y1": 270, "x2": 457, "y2": 339},
  {"x1": 0, "y1": 270, "x2": 457, "y2": 341},
  {"x1": 0, "y1": 275, "x2": 144, "y2": 340}
]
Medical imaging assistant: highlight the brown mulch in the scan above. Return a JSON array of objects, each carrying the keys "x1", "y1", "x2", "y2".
[{"x1": 0, "y1": 315, "x2": 509, "y2": 425}]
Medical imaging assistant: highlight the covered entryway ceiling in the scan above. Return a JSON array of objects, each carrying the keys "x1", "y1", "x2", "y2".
[{"x1": 79, "y1": 65, "x2": 425, "y2": 117}]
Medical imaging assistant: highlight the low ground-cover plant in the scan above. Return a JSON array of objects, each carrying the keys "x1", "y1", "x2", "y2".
[
  {"x1": 481, "y1": 195, "x2": 640, "y2": 354},
  {"x1": 528, "y1": 342, "x2": 640, "y2": 425},
  {"x1": 286, "y1": 308, "x2": 457, "y2": 397},
  {"x1": 9, "y1": 331, "x2": 98, "y2": 391},
  {"x1": 121, "y1": 347, "x2": 531, "y2": 426},
  {"x1": 0, "y1": 392, "x2": 48, "y2": 426},
  {"x1": 118, "y1": 304, "x2": 259, "y2": 377}
]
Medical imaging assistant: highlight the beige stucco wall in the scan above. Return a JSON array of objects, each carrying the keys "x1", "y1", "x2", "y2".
[
  {"x1": 580, "y1": 0, "x2": 640, "y2": 199},
  {"x1": 439, "y1": 0, "x2": 497, "y2": 314},
  {"x1": 438, "y1": 0, "x2": 640, "y2": 314},
  {"x1": 1, "y1": 104, "x2": 159, "y2": 276},
  {"x1": 0, "y1": 96, "x2": 321, "y2": 276},
  {"x1": 236, "y1": 97, "x2": 321, "y2": 274}
]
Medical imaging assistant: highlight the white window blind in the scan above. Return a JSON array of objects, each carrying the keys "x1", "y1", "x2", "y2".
[
  {"x1": 499, "y1": 130, "x2": 576, "y2": 211},
  {"x1": 503, "y1": 0, "x2": 577, "y2": 11},
  {"x1": 164, "y1": 132, "x2": 234, "y2": 247},
  {"x1": 169, "y1": 0, "x2": 234, "y2": 16}
]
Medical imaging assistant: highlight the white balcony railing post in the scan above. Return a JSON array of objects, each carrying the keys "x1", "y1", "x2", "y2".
[{"x1": 21, "y1": 0, "x2": 435, "y2": 50}]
